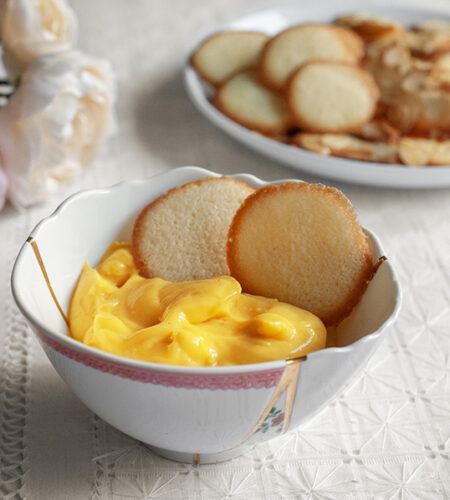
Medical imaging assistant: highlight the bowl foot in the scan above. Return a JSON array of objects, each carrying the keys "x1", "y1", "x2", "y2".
[{"x1": 148, "y1": 444, "x2": 251, "y2": 464}]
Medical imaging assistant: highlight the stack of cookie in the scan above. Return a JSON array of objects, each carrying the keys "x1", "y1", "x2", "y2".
[{"x1": 190, "y1": 16, "x2": 450, "y2": 167}]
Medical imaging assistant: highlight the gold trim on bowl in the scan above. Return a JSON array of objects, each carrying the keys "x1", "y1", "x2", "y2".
[
  {"x1": 27, "y1": 237, "x2": 69, "y2": 326},
  {"x1": 234, "y1": 357, "x2": 302, "y2": 447}
]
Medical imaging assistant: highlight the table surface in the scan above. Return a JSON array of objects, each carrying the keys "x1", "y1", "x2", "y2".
[{"x1": 0, "y1": 0, "x2": 449, "y2": 498}]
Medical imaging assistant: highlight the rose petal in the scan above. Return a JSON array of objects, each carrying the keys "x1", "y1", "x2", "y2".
[
  {"x1": 0, "y1": 0, "x2": 78, "y2": 78},
  {"x1": 0, "y1": 50, "x2": 116, "y2": 207}
]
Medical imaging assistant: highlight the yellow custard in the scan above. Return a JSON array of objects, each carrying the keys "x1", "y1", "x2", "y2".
[{"x1": 69, "y1": 242, "x2": 326, "y2": 366}]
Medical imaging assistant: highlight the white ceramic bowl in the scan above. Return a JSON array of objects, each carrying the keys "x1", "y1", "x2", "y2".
[{"x1": 11, "y1": 167, "x2": 401, "y2": 464}]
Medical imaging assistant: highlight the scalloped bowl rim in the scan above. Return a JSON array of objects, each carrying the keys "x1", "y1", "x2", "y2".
[{"x1": 11, "y1": 166, "x2": 402, "y2": 375}]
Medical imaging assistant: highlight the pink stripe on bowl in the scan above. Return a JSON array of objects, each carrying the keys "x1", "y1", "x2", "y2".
[{"x1": 38, "y1": 330, "x2": 284, "y2": 390}]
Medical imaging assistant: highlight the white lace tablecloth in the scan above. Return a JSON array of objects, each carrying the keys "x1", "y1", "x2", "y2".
[{"x1": 1, "y1": 0, "x2": 449, "y2": 498}]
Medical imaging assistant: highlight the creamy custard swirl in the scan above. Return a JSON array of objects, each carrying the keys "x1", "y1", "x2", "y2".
[{"x1": 69, "y1": 243, "x2": 326, "y2": 366}]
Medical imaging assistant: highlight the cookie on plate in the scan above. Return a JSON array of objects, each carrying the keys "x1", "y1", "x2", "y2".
[
  {"x1": 190, "y1": 31, "x2": 269, "y2": 87},
  {"x1": 398, "y1": 137, "x2": 450, "y2": 166},
  {"x1": 407, "y1": 20, "x2": 450, "y2": 59},
  {"x1": 214, "y1": 69, "x2": 291, "y2": 135},
  {"x1": 292, "y1": 133, "x2": 399, "y2": 163},
  {"x1": 259, "y1": 24, "x2": 363, "y2": 91},
  {"x1": 336, "y1": 14, "x2": 405, "y2": 43},
  {"x1": 287, "y1": 60, "x2": 379, "y2": 133},
  {"x1": 132, "y1": 177, "x2": 255, "y2": 281},
  {"x1": 227, "y1": 182, "x2": 375, "y2": 325}
]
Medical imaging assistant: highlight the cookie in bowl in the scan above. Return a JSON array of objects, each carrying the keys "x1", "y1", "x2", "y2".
[
  {"x1": 132, "y1": 176, "x2": 254, "y2": 281},
  {"x1": 227, "y1": 181, "x2": 375, "y2": 326}
]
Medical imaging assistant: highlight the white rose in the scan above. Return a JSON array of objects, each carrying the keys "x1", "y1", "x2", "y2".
[
  {"x1": 0, "y1": 0, "x2": 77, "y2": 78},
  {"x1": 0, "y1": 50, "x2": 116, "y2": 207}
]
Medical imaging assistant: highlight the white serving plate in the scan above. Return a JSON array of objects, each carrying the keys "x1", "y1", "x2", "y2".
[{"x1": 184, "y1": 1, "x2": 450, "y2": 188}]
